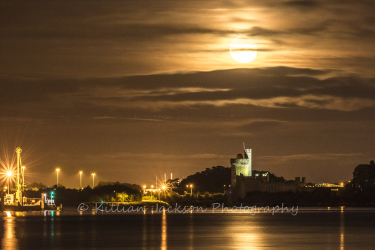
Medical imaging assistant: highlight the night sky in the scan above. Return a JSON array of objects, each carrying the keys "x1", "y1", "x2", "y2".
[{"x1": 1, "y1": 0, "x2": 374, "y2": 188}]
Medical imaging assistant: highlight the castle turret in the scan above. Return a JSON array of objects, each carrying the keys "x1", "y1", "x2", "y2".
[{"x1": 230, "y1": 143, "x2": 252, "y2": 187}]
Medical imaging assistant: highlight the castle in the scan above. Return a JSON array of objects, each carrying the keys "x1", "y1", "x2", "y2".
[
  {"x1": 230, "y1": 144, "x2": 305, "y2": 201},
  {"x1": 230, "y1": 143, "x2": 252, "y2": 187}
]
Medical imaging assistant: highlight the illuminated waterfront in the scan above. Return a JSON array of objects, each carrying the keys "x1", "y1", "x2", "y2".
[{"x1": 1, "y1": 208, "x2": 375, "y2": 249}]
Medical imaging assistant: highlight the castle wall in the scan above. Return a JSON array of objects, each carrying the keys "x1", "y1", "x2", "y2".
[{"x1": 237, "y1": 177, "x2": 299, "y2": 199}]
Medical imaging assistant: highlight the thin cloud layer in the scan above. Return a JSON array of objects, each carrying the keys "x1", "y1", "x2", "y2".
[
  {"x1": 1, "y1": 0, "x2": 375, "y2": 77},
  {"x1": 1, "y1": 67, "x2": 374, "y2": 119}
]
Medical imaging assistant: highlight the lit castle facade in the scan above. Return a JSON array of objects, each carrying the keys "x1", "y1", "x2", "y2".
[{"x1": 230, "y1": 143, "x2": 252, "y2": 187}]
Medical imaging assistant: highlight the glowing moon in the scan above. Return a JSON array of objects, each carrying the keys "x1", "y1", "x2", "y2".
[{"x1": 230, "y1": 36, "x2": 257, "y2": 63}]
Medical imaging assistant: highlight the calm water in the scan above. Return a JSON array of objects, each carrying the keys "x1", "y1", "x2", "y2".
[{"x1": 1, "y1": 207, "x2": 375, "y2": 249}]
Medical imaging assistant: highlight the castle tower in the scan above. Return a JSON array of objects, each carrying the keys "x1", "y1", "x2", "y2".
[{"x1": 230, "y1": 143, "x2": 252, "y2": 187}]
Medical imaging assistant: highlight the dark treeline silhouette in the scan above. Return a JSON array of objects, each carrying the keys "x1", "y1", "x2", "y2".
[
  {"x1": 268, "y1": 173, "x2": 286, "y2": 183},
  {"x1": 24, "y1": 181, "x2": 142, "y2": 206},
  {"x1": 345, "y1": 160, "x2": 375, "y2": 206},
  {"x1": 176, "y1": 166, "x2": 231, "y2": 194},
  {"x1": 28, "y1": 182, "x2": 47, "y2": 189}
]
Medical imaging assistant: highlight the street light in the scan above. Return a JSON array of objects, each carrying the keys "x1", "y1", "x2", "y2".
[
  {"x1": 79, "y1": 171, "x2": 83, "y2": 189},
  {"x1": 6, "y1": 171, "x2": 12, "y2": 194},
  {"x1": 92, "y1": 173, "x2": 96, "y2": 187},
  {"x1": 161, "y1": 185, "x2": 166, "y2": 200},
  {"x1": 190, "y1": 184, "x2": 193, "y2": 196},
  {"x1": 56, "y1": 168, "x2": 60, "y2": 187}
]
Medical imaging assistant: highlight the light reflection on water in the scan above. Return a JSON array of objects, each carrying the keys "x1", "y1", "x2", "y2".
[
  {"x1": 188, "y1": 213, "x2": 194, "y2": 250},
  {"x1": 161, "y1": 208, "x2": 167, "y2": 250},
  {"x1": 227, "y1": 217, "x2": 262, "y2": 249},
  {"x1": 1, "y1": 208, "x2": 375, "y2": 249},
  {"x1": 142, "y1": 210, "x2": 147, "y2": 250},
  {"x1": 340, "y1": 211, "x2": 344, "y2": 250},
  {"x1": 2, "y1": 214, "x2": 17, "y2": 250}
]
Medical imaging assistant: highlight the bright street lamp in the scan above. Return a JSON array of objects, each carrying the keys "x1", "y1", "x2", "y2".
[
  {"x1": 56, "y1": 168, "x2": 60, "y2": 187},
  {"x1": 79, "y1": 171, "x2": 83, "y2": 189},
  {"x1": 92, "y1": 173, "x2": 96, "y2": 187},
  {"x1": 161, "y1": 185, "x2": 166, "y2": 199},
  {"x1": 190, "y1": 184, "x2": 193, "y2": 195},
  {"x1": 143, "y1": 185, "x2": 146, "y2": 195}
]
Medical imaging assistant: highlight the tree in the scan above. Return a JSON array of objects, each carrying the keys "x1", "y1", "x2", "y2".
[
  {"x1": 351, "y1": 162, "x2": 375, "y2": 190},
  {"x1": 28, "y1": 182, "x2": 47, "y2": 190},
  {"x1": 177, "y1": 166, "x2": 231, "y2": 193}
]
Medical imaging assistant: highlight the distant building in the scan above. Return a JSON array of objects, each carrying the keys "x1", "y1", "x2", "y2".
[
  {"x1": 235, "y1": 175, "x2": 300, "y2": 195},
  {"x1": 313, "y1": 182, "x2": 346, "y2": 194},
  {"x1": 252, "y1": 170, "x2": 270, "y2": 182},
  {"x1": 315, "y1": 183, "x2": 344, "y2": 188}
]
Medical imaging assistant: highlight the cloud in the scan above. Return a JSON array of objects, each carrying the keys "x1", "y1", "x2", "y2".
[
  {"x1": 97, "y1": 95, "x2": 375, "y2": 112},
  {"x1": 96, "y1": 152, "x2": 229, "y2": 160},
  {"x1": 282, "y1": 0, "x2": 321, "y2": 9},
  {"x1": 1, "y1": 67, "x2": 375, "y2": 122},
  {"x1": 1, "y1": 0, "x2": 375, "y2": 78},
  {"x1": 260, "y1": 153, "x2": 365, "y2": 162}
]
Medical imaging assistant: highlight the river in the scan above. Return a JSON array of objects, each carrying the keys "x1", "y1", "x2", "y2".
[{"x1": 1, "y1": 206, "x2": 374, "y2": 249}]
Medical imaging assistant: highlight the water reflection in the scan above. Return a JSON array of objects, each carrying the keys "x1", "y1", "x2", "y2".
[
  {"x1": 226, "y1": 215, "x2": 263, "y2": 249},
  {"x1": 2, "y1": 214, "x2": 17, "y2": 249},
  {"x1": 14, "y1": 212, "x2": 26, "y2": 217},
  {"x1": 340, "y1": 209, "x2": 345, "y2": 250},
  {"x1": 188, "y1": 213, "x2": 194, "y2": 250},
  {"x1": 43, "y1": 210, "x2": 56, "y2": 217},
  {"x1": 2, "y1": 208, "x2": 375, "y2": 249},
  {"x1": 142, "y1": 212, "x2": 147, "y2": 250},
  {"x1": 161, "y1": 208, "x2": 167, "y2": 250}
]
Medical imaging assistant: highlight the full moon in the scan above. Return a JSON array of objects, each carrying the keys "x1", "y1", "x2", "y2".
[{"x1": 230, "y1": 36, "x2": 257, "y2": 63}]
